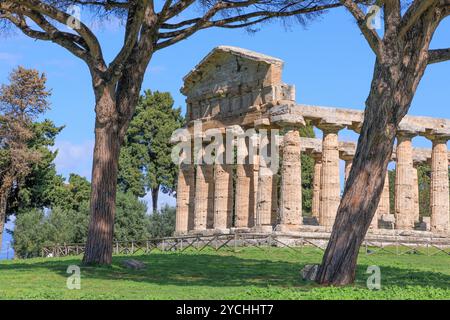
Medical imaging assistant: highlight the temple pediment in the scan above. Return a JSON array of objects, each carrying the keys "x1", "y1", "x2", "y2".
[{"x1": 181, "y1": 46, "x2": 294, "y2": 125}]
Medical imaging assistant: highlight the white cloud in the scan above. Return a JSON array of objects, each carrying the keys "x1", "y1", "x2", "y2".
[{"x1": 52, "y1": 140, "x2": 94, "y2": 179}]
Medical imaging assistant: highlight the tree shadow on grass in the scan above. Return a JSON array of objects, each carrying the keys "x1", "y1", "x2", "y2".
[{"x1": 1, "y1": 250, "x2": 450, "y2": 292}]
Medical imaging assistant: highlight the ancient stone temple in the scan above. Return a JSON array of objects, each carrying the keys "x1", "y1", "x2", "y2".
[{"x1": 172, "y1": 46, "x2": 450, "y2": 239}]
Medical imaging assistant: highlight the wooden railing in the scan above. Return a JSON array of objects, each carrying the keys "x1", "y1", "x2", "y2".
[{"x1": 41, "y1": 232, "x2": 450, "y2": 258}]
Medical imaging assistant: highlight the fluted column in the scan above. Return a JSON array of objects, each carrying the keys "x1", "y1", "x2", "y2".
[
  {"x1": 214, "y1": 162, "x2": 234, "y2": 233},
  {"x1": 342, "y1": 154, "x2": 353, "y2": 185},
  {"x1": 213, "y1": 162, "x2": 234, "y2": 232},
  {"x1": 255, "y1": 129, "x2": 278, "y2": 233},
  {"x1": 277, "y1": 129, "x2": 302, "y2": 231},
  {"x1": 175, "y1": 163, "x2": 195, "y2": 235},
  {"x1": 318, "y1": 125, "x2": 343, "y2": 229},
  {"x1": 395, "y1": 132, "x2": 416, "y2": 230},
  {"x1": 311, "y1": 153, "x2": 322, "y2": 221},
  {"x1": 373, "y1": 172, "x2": 390, "y2": 230},
  {"x1": 412, "y1": 164, "x2": 420, "y2": 224},
  {"x1": 193, "y1": 147, "x2": 214, "y2": 232},
  {"x1": 429, "y1": 136, "x2": 450, "y2": 234},
  {"x1": 235, "y1": 163, "x2": 253, "y2": 229}
]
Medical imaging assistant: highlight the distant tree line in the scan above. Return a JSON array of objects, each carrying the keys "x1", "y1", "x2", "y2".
[{"x1": 0, "y1": 69, "x2": 182, "y2": 258}]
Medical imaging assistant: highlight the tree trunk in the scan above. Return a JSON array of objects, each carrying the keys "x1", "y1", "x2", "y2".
[
  {"x1": 83, "y1": 87, "x2": 121, "y2": 265},
  {"x1": 0, "y1": 191, "x2": 8, "y2": 252},
  {"x1": 316, "y1": 60, "x2": 424, "y2": 285},
  {"x1": 151, "y1": 186, "x2": 159, "y2": 213}
]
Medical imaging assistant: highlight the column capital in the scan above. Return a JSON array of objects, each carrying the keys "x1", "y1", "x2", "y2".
[
  {"x1": 316, "y1": 122, "x2": 345, "y2": 134},
  {"x1": 396, "y1": 130, "x2": 416, "y2": 140},
  {"x1": 311, "y1": 151, "x2": 322, "y2": 162},
  {"x1": 340, "y1": 151, "x2": 354, "y2": 162},
  {"x1": 425, "y1": 132, "x2": 450, "y2": 143}
]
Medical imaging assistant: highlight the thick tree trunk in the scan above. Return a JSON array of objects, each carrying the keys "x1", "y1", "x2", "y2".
[
  {"x1": 151, "y1": 186, "x2": 159, "y2": 213},
  {"x1": 83, "y1": 87, "x2": 121, "y2": 265},
  {"x1": 315, "y1": 2, "x2": 439, "y2": 284},
  {"x1": 0, "y1": 191, "x2": 8, "y2": 252},
  {"x1": 316, "y1": 61, "x2": 423, "y2": 285}
]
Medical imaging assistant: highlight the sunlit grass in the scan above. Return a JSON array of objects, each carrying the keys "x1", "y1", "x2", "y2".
[{"x1": 0, "y1": 247, "x2": 449, "y2": 300}]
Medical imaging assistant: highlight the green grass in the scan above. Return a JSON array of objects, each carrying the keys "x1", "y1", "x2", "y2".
[{"x1": 0, "y1": 247, "x2": 449, "y2": 300}]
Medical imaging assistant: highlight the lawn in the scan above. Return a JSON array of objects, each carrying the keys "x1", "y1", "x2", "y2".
[{"x1": 0, "y1": 247, "x2": 449, "y2": 300}]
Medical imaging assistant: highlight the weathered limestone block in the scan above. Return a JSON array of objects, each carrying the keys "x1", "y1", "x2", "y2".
[
  {"x1": 318, "y1": 125, "x2": 343, "y2": 229},
  {"x1": 395, "y1": 133, "x2": 416, "y2": 230},
  {"x1": 429, "y1": 137, "x2": 450, "y2": 234},
  {"x1": 214, "y1": 163, "x2": 234, "y2": 233},
  {"x1": 301, "y1": 264, "x2": 319, "y2": 281},
  {"x1": 277, "y1": 130, "x2": 302, "y2": 231},
  {"x1": 175, "y1": 164, "x2": 195, "y2": 235}
]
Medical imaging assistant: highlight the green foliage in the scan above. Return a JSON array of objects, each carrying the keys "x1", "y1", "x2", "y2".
[
  {"x1": 12, "y1": 190, "x2": 164, "y2": 257},
  {"x1": 147, "y1": 205, "x2": 176, "y2": 238},
  {"x1": 7, "y1": 120, "x2": 64, "y2": 214},
  {"x1": 12, "y1": 209, "x2": 47, "y2": 259},
  {"x1": 114, "y1": 192, "x2": 150, "y2": 241},
  {"x1": 1, "y1": 247, "x2": 449, "y2": 300},
  {"x1": 300, "y1": 125, "x2": 315, "y2": 215},
  {"x1": 118, "y1": 90, "x2": 184, "y2": 211}
]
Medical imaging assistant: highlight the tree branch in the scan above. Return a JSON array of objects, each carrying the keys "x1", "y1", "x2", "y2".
[
  {"x1": 399, "y1": 0, "x2": 439, "y2": 37},
  {"x1": 106, "y1": 0, "x2": 150, "y2": 81},
  {"x1": 157, "y1": 1, "x2": 342, "y2": 50},
  {"x1": 340, "y1": 0, "x2": 382, "y2": 57},
  {"x1": 19, "y1": 0, "x2": 105, "y2": 65},
  {"x1": 428, "y1": 48, "x2": 450, "y2": 64},
  {"x1": 0, "y1": 9, "x2": 89, "y2": 61}
]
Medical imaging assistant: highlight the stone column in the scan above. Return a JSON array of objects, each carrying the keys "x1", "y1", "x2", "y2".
[
  {"x1": 193, "y1": 150, "x2": 214, "y2": 233},
  {"x1": 214, "y1": 161, "x2": 234, "y2": 233},
  {"x1": 342, "y1": 155, "x2": 353, "y2": 185},
  {"x1": 235, "y1": 163, "x2": 253, "y2": 229},
  {"x1": 318, "y1": 125, "x2": 343, "y2": 229},
  {"x1": 373, "y1": 172, "x2": 390, "y2": 230},
  {"x1": 277, "y1": 129, "x2": 302, "y2": 232},
  {"x1": 395, "y1": 132, "x2": 416, "y2": 230},
  {"x1": 311, "y1": 153, "x2": 322, "y2": 222},
  {"x1": 175, "y1": 163, "x2": 195, "y2": 235},
  {"x1": 412, "y1": 164, "x2": 420, "y2": 224},
  {"x1": 429, "y1": 136, "x2": 450, "y2": 234},
  {"x1": 255, "y1": 129, "x2": 278, "y2": 233},
  {"x1": 213, "y1": 133, "x2": 234, "y2": 233}
]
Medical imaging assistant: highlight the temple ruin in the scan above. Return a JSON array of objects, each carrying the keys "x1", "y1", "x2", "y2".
[{"x1": 172, "y1": 46, "x2": 450, "y2": 240}]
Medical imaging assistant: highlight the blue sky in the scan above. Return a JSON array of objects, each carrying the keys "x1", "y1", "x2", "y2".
[{"x1": 1, "y1": 6, "x2": 449, "y2": 258}]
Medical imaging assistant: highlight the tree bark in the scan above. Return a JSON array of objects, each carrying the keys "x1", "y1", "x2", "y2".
[
  {"x1": 83, "y1": 86, "x2": 121, "y2": 265},
  {"x1": 151, "y1": 186, "x2": 159, "y2": 213},
  {"x1": 315, "y1": 2, "x2": 441, "y2": 285},
  {"x1": 316, "y1": 63, "x2": 401, "y2": 285}
]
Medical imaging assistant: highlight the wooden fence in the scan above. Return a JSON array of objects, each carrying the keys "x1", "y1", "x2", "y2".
[{"x1": 41, "y1": 233, "x2": 450, "y2": 258}]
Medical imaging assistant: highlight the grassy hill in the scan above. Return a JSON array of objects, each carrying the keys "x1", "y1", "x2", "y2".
[{"x1": 0, "y1": 247, "x2": 449, "y2": 300}]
